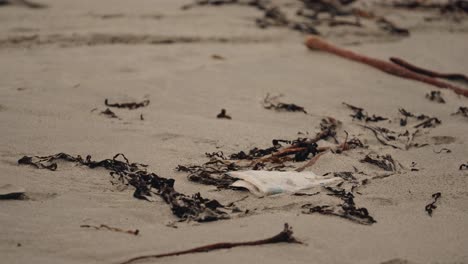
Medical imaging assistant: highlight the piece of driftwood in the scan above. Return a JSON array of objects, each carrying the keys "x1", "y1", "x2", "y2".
[
  {"x1": 119, "y1": 223, "x2": 301, "y2": 264},
  {"x1": 305, "y1": 36, "x2": 468, "y2": 97}
]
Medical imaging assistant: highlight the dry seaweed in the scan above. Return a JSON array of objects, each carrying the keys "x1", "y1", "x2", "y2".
[
  {"x1": 0, "y1": 184, "x2": 26, "y2": 200},
  {"x1": 105, "y1": 99, "x2": 150, "y2": 110},
  {"x1": 414, "y1": 117, "x2": 441, "y2": 128},
  {"x1": 360, "y1": 153, "x2": 398, "y2": 171},
  {"x1": 119, "y1": 223, "x2": 301, "y2": 264},
  {"x1": 425, "y1": 192, "x2": 441, "y2": 217},
  {"x1": 343, "y1": 102, "x2": 388, "y2": 122},
  {"x1": 100, "y1": 108, "x2": 119, "y2": 119},
  {"x1": 425, "y1": 91, "x2": 446, "y2": 103},
  {"x1": 80, "y1": 224, "x2": 139, "y2": 236},
  {"x1": 360, "y1": 125, "x2": 401, "y2": 149},
  {"x1": 216, "y1": 109, "x2": 232, "y2": 119},
  {"x1": 376, "y1": 17, "x2": 410, "y2": 36},
  {"x1": 18, "y1": 153, "x2": 229, "y2": 222},
  {"x1": 0, "y1": 0, "x2": 47, "y2": 8},
  {"x1": 460, "y1": 162, "x2": 468, "y2": 170},
  {"x1": 392, "y1": 0, "x2": 468, "y2": 13},
  {"x1": 433, "y1": 148, "x2": 451, "y2": 154},
  {"x1": 333, "y1": 171, "x2": 358, "y2": 183},
  {"x1": 302, "y1": 186, "x2": 376, "y2": 225},
  {"x1": 263, "y1": 94, "x2": 307, "y2": 113},
  {"x1": 399, "y1": 108, "x2": 429, "y2": 126},
  {"x1": 452, "y1": 106, "x2": 468, "y2": 117}
]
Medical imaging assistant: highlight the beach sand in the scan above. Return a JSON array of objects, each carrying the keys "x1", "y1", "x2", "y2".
[{"x1": 1, "y1": 1, "x2": 467, "y2": 263}]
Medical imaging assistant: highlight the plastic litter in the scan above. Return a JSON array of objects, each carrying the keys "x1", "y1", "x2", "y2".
[{"x1": 229, "y1": 170, "x2": 340, "y2": 196}]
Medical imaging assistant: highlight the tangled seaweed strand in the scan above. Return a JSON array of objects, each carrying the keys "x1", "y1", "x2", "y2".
[
  {"x1": 343, "y1": 102, "x2": 388, "y2": 122},
  {"x1": 302, "y1": 186, "x2": 376, "y2": 225},
  {"x1": 425, "y1": 192, "x2": 442, "y2": 217},
  {"x1": 18, "y1": 153, "x2": 228, "y2": 222}
]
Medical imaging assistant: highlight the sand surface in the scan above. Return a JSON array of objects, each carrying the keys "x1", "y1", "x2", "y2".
[{"x1": 1, "y1": 1, "x2": 468, "y2": 263}]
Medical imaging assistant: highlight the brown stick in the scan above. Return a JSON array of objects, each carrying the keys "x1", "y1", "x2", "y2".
[
  {"x1": 305, "y1": 36, "x2": 468, "y2": 97},
  {"x1": 119, "y1": 223, "x2": 300, "y2": 264},
  {"x1": 390, "y1": 57, "x2": 468, "y2": 83}
]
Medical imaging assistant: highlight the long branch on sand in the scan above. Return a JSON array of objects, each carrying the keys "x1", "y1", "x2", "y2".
[
  {"x1": 119, "y1": 223, "x2": 301, "y2": 264},
  {"x1": 305, "y1": 36, "x2": 468, "y2": 97}
]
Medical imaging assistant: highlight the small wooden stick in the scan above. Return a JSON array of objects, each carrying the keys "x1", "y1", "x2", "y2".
[
  {"x1": 119, "y1": 223, "x2": 300, "y2": 264},
  {"x1": 305, "y1": 36, "x2": 468, "y2": 97},
  {"x1": 390, "y1": 57, "x2": 468, "y2": 83}
]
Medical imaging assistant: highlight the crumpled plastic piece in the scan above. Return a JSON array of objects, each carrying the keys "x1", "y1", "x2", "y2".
[{"x1": 229, "y1": 170, "x2": 340, "y2": 196}]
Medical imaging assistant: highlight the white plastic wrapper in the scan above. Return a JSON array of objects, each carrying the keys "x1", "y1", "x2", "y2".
[{"x1": 229, "y1": 170, "x2": 340, "y2": 196}]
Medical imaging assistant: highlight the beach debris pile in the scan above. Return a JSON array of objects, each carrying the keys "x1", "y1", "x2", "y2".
[
  {"x1": 180, "y1": 0, "x2": 415, "y2": 36},
  {"x1": 18, "y1": 153, "x2": 231, "y2": 222}
]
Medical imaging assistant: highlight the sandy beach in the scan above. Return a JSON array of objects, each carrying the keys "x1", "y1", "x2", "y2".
[{"x1": 1, "y1": 1, "x2": 468, "y2": 263}]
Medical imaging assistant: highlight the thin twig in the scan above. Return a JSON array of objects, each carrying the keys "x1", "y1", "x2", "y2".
[
  {"x1": 119, "y1": 223, "x2": 301, "y2": 264},
  {"x1": 305, "y1": 36, "x2": 468, "y2": 97}
]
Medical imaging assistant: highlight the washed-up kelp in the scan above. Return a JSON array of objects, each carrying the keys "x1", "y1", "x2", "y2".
[
  {"x1": 425, "y1": 192, "x2": 441, "y2": 217},
  {"x1": 360, "y1": 153, "x2": 398, "y2": 172},
  {"x1": 376, "y1": 17, "x2": 410, "y2": 36},
  {"x1": 343, "y1": 102, "x2": 388, "y2": 122},
  {"x1": 305, "y1": 37, "x2": 468, "y2": 97},
  {"x1": 263, "y1": 94, "x2": 307, "y2": 114},
  {"x1": 452, "y1": 106, "x2": 468, "y2": 118},
  {"x1": 105, "y1": 99, "x2": 150, "y2": 110},
  {"x1": 182, "y1": 0, "x2": 320, "y2": 34},
  {"x1": 392, "y1": 0, "x2": 468, "y2": 13},
  {"x1": 425, "y1": 91, "x2": 446, "y2": 103},
  {"x1": 460, "y1": 163, "x2": 468, "y2": 170},
  {"x1": 100, "y1": 108, "x2": 119, "y2": 119},
  {"x1": 360, "y1": 125, "x2": 422, "y2": 150},
  {"x1": 302, "y1": 186, "x2": 376, "y2": 225},
  {"x1": 119, "y1": 223, "x2": 301, "y2": 264},
  {"x1": 18, "y1": 153, "x2": 229, "y2": 222},
  {"x1": 0, "y1": 184, "x2": 26, "y2": 200},
  {"x1": 399, "y1": 108, "x2": 429, "y2": 126},
  {"x1": 399, "y1": 108, "x2": 441, "y2": 128},
  {"x1": 216, "y1": 109, "x2": 232, "y2": 119},
  {"x1": 80, "y1": 224, "x2": 139, "y2": 236},
  {"x1": 0, "y1": 0, "x2": 47, "y2": 9}
]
